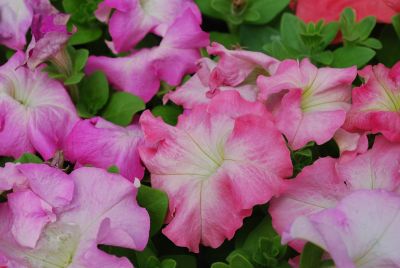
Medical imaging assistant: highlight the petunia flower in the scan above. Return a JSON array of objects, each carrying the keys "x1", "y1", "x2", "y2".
[
  {"x1": 269, "y1": 136, "x2": 400, "y2": 251},
  {"x1": 333, "y1": 128, "x2": 368, "y2": 162},
  {"x1": 257, "y1": 58, "x2": 357, "y2": 150},
  {"x1": 0, "y1": 0, "x2": 33, "y2": 50},
  {"x1": 86, "y1": 8, "x2": 209, "y2": 102},
  {"x1": 0, "y1": 163, "x2": 74, "y2": 248},
  {"x1": 164, "y1": 44, "x2": 279, "y2": 109},
  {"x1": 26, "y1": 12, "x2": 73, "y2": 70},
  {"x1": 0, "y1": 166, "x2": 150, "y2": 267},
  {"x1": 283, "y1": 190, "x2": 400, "y2": 267},
  {"x1": 344, "y1": 63, "x2": 400, "y2": 143},
  {"x1": 64, "y1": 117, "x2": 145, "y2": 181},
  {"x1": 139, "y1": 91, "x2": 292, "y2": 252},
  {"x1": 95, "y1": 0, "x2": 201, "y2": 53},
  {"x1": 0, "y1": 51, "x2": 78, "y2": 159},
  {"x1": 294, "y1": 0, "x2": 397, "y2": 24}
]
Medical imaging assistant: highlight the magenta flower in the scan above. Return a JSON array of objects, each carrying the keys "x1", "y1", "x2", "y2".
[
  {"x1": 86, "y1": 8, "x2": 209, "y2": 102},
  {"x1": 139, "y1": 91, "x2": 292, "y2": 252},
  {"x1": 257, "y1": 58, "x2": 357, "y2": 150},
  {"x1": 95, "y1": 0, "x2": 201, "y2": 53},
  {"x1": 0, "y1": 52, "x2": 78, "y2": 159},
  {"x1": 0, "y1": 166, "x2": 150, "y2": 267},
  {"x1": 64, "y1": 117, "x2": 145, "y2": 181}
]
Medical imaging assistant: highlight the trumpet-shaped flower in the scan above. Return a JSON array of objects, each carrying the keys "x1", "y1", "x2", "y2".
[
  {"x1": 344, "y1": 63, "x2": 400, "y2": 142},
  {"x1": 165, "y1": 44, "x2": 279, "y2": 109},
  {"x1": 86, "y1": 8, "x2": 209, "y2": 102},
  {"x1": 0, "y1": 163, "x2": 74, "y2": 248},
  {"x1": 139, "y1": 91, "x2": 292, "y2": 252},
  {"x1": 283, "y1": 190, "x2": 400, "y2": 268},
  {"x1": 0, "y1": 52, "x2": 78, "y2": 159},
  {"x1": 0, "y1": 167, "x2": 150, "y2": 268},
  {"x1": 269, "y1": 136, "x2": 400, "y2": 251},
  {"x1": 64, "y1": 117, "x2": 145, "y2": 181},
  {"x1": 96, "y1": 0, "x2": 201, "y2": 53},
  {"x1": 258, "y1": 58, "x2": 357, "y2": 150}
]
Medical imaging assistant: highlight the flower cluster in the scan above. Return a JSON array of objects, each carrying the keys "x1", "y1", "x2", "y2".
[{"x1": 0, "y1": 0, "x2": 400, "y2": 267}]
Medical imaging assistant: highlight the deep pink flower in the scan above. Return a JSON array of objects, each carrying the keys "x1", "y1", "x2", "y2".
[
  {"x1": 139, "y1": 91, "x2": 292, "y2": 252},
  {"x1": 95, "y1": 0, "x2": 201, "y2": 53},
  {"x1": 283, "y1": 190, "x2": 400, "y2": 267},
  {"x1": 64, "y1": 117, "x2": 145, "y2": 181},
  {"x1": 258, "y1": 58, "x2": 357, "y2": 150},
  {"x1": 86, "y1": 8, "x2": 209, "y2": 102},
  {"x1": 0, "y1": 167, "x2": 150, "y2": 267},
  {"x1": 295, "y1": 0, "x2": 397, "y2": 24},
  {"x1": 0, "y1": 52, "x2": 78, "y2": 159},
  {"x1": 269, "y1": 136, "x2": 400, "y2": 251},
  {"x1": 344, "y1": 63, "x2": 400, "y2": 143}
]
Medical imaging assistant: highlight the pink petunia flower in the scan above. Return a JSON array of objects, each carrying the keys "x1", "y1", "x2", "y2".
[
  {"x1": 86, "y1": 8, "x2": 209, "y2": 102},
  {"x1": 257, "y1": 58, "x2": 357, "y2": 150},
  {"x1": 269, "y1": 136, "x2": 400, "y2": 251},
  {"x1": 0, "y1": 163, "x2": 74, "y2": 248},
  {"x1": 64, "y1": 117, "x2": 145, "y2": 181},
  {"x1": 95, "y1": 0, "x2": 201, "y2": 53},
  {"x1": 0, "y1": 52, "x2": 78, "y2": 159},
  {"x1": 333, "y1": 128, "x2": 368, "y2": 162},
  {"x1": 139, "y1": 91, "x2": 292, "y2": 252},
  {"x1": 0, "y1": 166, "x2": 150, "y2": 267},
  {"x1": 164, "y1": 43, "x2": 279, "y2": 109},
  {"x1": 283, "y1": 190, "x2": 400, "y2": 267},
  {"x1": 344, "y1": 63, "x2": 400, "y2": 143}
]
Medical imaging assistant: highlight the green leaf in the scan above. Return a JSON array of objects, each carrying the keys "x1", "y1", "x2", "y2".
[
  {"x1": 210, "y1": 32, "x2": 240, "y2": 48},
  {"x1": 72, "y1": 49, "x2": 89, "y2": 73},
  {"x1": 68, "y1": 24, "x2": 102, "y2": 45},
  {"x1": 239, "y1": 24, "x2": 279, "y2": 52},
  {"x1": 211, "y1": 263, "x2": 230, "y2": 268},
  {"x1": 392, "y1": 14, "x2": 400, "y2": 38},
  {"x1": 195, "y1": 0, "x2": 225, "y2": 20},
  {"x1": 102, "y1": 92, "x2": 145, "y2": 126},
  {"x1": 228, "y1": 253, "x2": 254, "y2": 268},
  {"x1": 64, "y1": 72, "x2": 85, "y2": 85},
  {"x1": 107, "y1": 165, "x2": 120, "y2": 174},
  {"x1": 311, "y1": 50, "x2": 333, "y2": 65},
  {"x1": 15, "y1": 153, "x2": 43, "y2": 164},
  {"x1": 137, "y1": 185, "x2": 169, "y2": 236},
  {"x1": 280, "y1": 13, "x2": 306, "y2": 53},
  {"x1": 152, "y1": 105, "x2": 183, "y2": 126},
  {"x1": 299, "y1": 243, "x2": 324, "y2": 268},
  {"x1": 360, "y1": 38, "x2": 382, "y2": 49},
  {"x1": 356, "y1": 16, "x2": 376, "y2": 41},
  {"x1": 78, "y1": 71, "x2": 109, "y2": 115},
  {"x1": 247, "y1": 0, "x2": 290, "y2": 25},
  {"x1": 161, "y1": 259, "x2": 177, "y2": 268},
  {"x1": 331, "y1": 46, "x2": 375, "y2": 68},
  {"x1": 162, "y1": 255, "x2": 197, "y2": 268}
]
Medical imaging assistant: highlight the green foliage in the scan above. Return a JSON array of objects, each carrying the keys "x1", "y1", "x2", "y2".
[
  {"x1": 196, "y1": 0, "x2": 289, "y2": 26},
  {"x1": 102, "y1": 92, "x2": 145, "y2": 126},
  {"x1": 107, "y1": 165, "x2": 120, "y2": 174},
  {"x1": 63, "y1": 0, "x2": 103, "y2": 45},
  {"x1": 264, "y1": 13, "x2": 339, "y2": 65},
  {"x1": 77, "y1": 71, "x2": 109, "y2": 117},
  {"x1": 15, "y1": 153, "x2": 43, "y2": 164},
  {"x1": 299, "y1": 243, "x2": 324, "y2": 268},
  {"x1": 137, "y1": 185, "x2": 169, "y2": 236},
  {"x1": 152, "y1": 105, "x2": 183, "y2": 126},
  {"x1": 331, "y1": 46, "x2": 375, "y2": 68}
]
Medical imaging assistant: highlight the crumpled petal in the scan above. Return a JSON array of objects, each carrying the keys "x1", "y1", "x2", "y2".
[
  {"x1": 140, "y1": 91, "x2": 291, "y2": 252},
  {"x1": 283, "y1": 190, "x2": 400, "y2": 267},
  {"x1": 98, "y1": 0, "x2": 201, "y2": 53},
  {"x1": 333, "y1": 128, "x2": 368, "y2": 162},
  {"x1": 86, "y1": 8, "x2": 209, "y2": 102},
  {"x1": 344, "y1": 64, "x2": 400, "y2": 143},
  {"x1": 64, "y1": 117, "x2": 145, "y2": 181},
  {"x1": 258, "y1": 58, "x2": 356, "y2": 149}
]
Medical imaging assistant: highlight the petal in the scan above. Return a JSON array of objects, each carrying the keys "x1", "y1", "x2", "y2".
[
  {"x1": 8, "y1": 190, "x2": 55, "y2": 248},
  {"x1": 64, "y1": 117, "x2": 145, "y2": 181},
  {"x1": 334, "y1": 128, "x2": 368, "y2": 162},
  {"x1": 284, "y1": 190, "x2": 400, "y2": 267}
]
